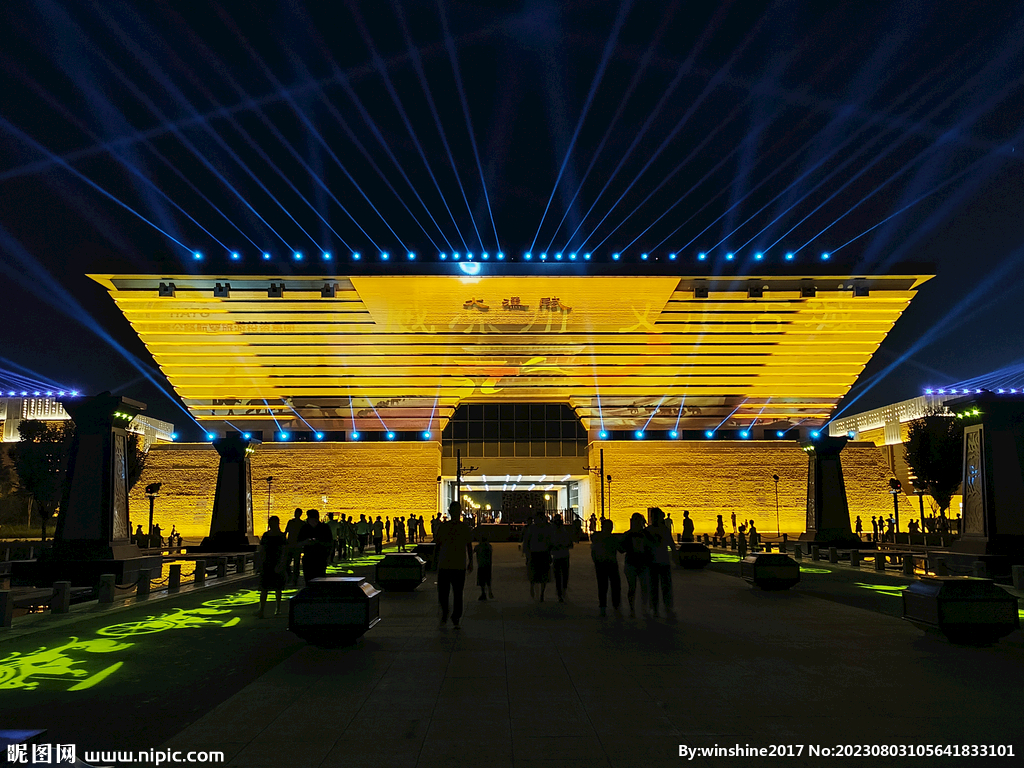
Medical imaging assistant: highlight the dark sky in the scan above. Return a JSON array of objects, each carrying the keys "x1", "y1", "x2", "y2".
[{"x1": 2, "y1": 0, "x2": 1024, "y2": 436}]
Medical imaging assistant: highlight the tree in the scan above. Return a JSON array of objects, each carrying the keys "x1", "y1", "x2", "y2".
[
  {"x1": 10, "y1": 420, "x2": 75, "y2": 542},
  {"x1": 904, "y1": 411, "x2": 962, "y2": 518}
]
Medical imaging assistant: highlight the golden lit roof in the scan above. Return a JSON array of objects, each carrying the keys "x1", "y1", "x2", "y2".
[{"x1": 90, "y1": 273, "x2": 930, "y2": 433}]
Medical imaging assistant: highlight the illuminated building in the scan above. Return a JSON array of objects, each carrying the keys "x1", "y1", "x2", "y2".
[{"x1": 88, "y1": 261, "x2": 931, "y2": 536}]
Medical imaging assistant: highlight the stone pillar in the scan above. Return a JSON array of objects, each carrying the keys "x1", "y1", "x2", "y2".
[
  {"x1": 800, "y1": 436, "x2": 860, "y2": 546},
  {"x1": 50, "y1": 581, "x2": 71, "y2": 613},
  {"x1": 97, "y1": 574, "x2": 115, "y2": 603},
  {"x1": 168, "y1": 564, "x2": 181, "y2": 591},
  {"x1": 198, "y1": 435, "x2": 260, "y2": 552},
  {"x1": 850, "y1": 550, "x2": 860, "y2": 568}
]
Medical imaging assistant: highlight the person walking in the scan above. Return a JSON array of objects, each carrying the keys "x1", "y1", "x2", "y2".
[
  {"x1": 385, "y1": 516, "x2": 391, "y2": 542},
  {"x1": 647, "y1": 508, "x2": 675, "y2": 617},
  {"x1": 372, "y1": 515, "x2": 385, "y2": 555},
  {"x1": 435, "y1": 501, "x2": 474, "y2": 628},
  {"x1": 337, "y1": 514, "x2": 349, "y2": 560},
  {"x1": 418, "y1": 515, "x2": 427, "y2": 543},
  {"x1": 298, "y1": 509, "x2": 332, "y2": 583},
  {"x1": 475, "y1": 534, "x2": 493, "y2": 600},
  {"x1": 255, "y1": 516, "x2": 287, "y2": 618},
  {"x1": 550, "y1": 514, "x2": 574, "y2": 602},
  {"x1": 523, "y1": 514, "x2": 553, "y2": 601},
  {"x1": 618, "y1": 513, "x2": 653, "y2": 618},
  {"x1": 355, "y1": 514, "x2": 370, "y2": 555},
  {"x1": 731, "y1": 511, "x2": 737, "y2": 532},
  {"x1": 748, "y1": 522, "x2": 759, "y2": 553},
  {"x1": 284, "y1": 508, "x2": 305, "y2": 585},
  {"x1": 431, "y1": 513, "x2": 440, "y2": 541},
  {"x1": 590, "y1": 518, "x2": 621, "y2": 616},
  {"x1": 681, "y1": 510, "x2": 695, "y2": 542},
  {"x1": 408, "y1": 513, "x2": 417, "y2": 544},
  {"x1": 325, "y1": 512, "x2": 340, "y2": 563},
  {"x1": 715, "y1": 515, "x2": 726, "y2": 540},
  {"x1": 855, "y1": 516, "x2": 863, "y2": 539},
  {"x1": 395, "y1": 516, "x2": 407, "y2": 552},
  {"x1": 871, "y1": 516, "x2": 879, "y2": 542},
  {"x1": 588, "y1": 513, "x2": 598, "y2": 540},
  {"x1": 665, "y1": 513, "x2": 674, "y2": 539}
]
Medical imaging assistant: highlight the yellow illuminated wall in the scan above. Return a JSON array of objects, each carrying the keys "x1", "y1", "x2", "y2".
[
  {"x1": 130, "y1": 442, "x2": 441, "y2": 538},
  {"x1": 588, "y1": 440, "x2": 915, "y2": 537}
]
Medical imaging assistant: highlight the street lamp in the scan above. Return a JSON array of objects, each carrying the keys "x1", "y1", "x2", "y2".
[
  {"x1": 583, "y1": 448, "x2": 606, "y2": 518},
  {"x1": 606, "y1": 475, "x2": 613, "y2": 518},
  {"x1": 144, "y1": 482, "x2": 162, "y2": 540},
  {"x1": 266, "y1": 476, "x2": 274, "y2": 524},
  {"x1": 772, "y1": 474, "x2": 780, "y2": 537}
]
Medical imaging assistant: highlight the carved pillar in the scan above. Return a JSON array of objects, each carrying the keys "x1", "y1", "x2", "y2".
[
  {"x1": 799, "y1": 436, "x2": 860, "y2": 546},
  {"x1": 198, "y1": 434, "x2": 260, "y2": 551}
]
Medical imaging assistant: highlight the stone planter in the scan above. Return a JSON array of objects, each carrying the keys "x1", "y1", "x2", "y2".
[
  {"x1": 675, "y1": 543, "x2": 711, "y2": 569},
  {"x1": 902, "y1": 576, "x2": 1019, "y2": 645},
  {"x1": 289, "y1": 576, "x2": 381, "y2": 646},
  {"x1": 375, "y1": 554, "x2": 427, "y2": 591},
  {"x1": 740, "y1": 553, "x2": 801, "y2": 591}
]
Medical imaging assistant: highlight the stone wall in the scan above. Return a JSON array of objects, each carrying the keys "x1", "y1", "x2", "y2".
[
  {"x1": 130, "y1": 442, "x2": 441, "y2": 538},
  {"x1": 586, "y1": 440, "x2": 915, "y2": 537}
]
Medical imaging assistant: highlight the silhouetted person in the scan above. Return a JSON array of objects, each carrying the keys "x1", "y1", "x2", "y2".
[
  {"x1": 284, "y1": 508, "x2": 305, "y2": 585},
  {"x1": 408, "y1": 514, "x2": 417, "y2": 544},
  {"x1": 681, "y1": 510, "x2": 694, "y2": 542},
  {"x1": 854, "y1": 516, "x2": 863, "y2": 539},
  {"x1": 524, "y1": 513, "x2": 552, "y2": 601},
  {"x1": 435, "y1": 501, "x2": 474, "y2": 628},
  {"x1": 715, "y1": 515, "x2": 725, "y2": 539},
  {"x1": 385, "y1": 516, "x2": 391, "y2": 542},
  {"x1": 550, "y1": 514, "x2": 574, "y2": 602},
  {"x1": 475, "y1": 534, "x2": 493, "y2": 600},
  {"x1": 298, "y1": 509, "x2": 332, "y2": 582},
  {"x1": 618, "y1": 513, "x2": 652, "y2": 617},
  {"x1": 256, "y1": 516, "x2": 286, "y2": 618},
  {"x1": 591, "y1": 518, "x2": 621, "y2": 616},
  {"x1": 395, "y1": 516, "x2": 407, "y2": 552},
  {"x1": 134, "y1": 524, "x2": 146, "y2": 548},
  {"x1": 355, "y1": 514, "x2": 369, "y2": 554},
  {"x1": 325, "y1": 512, "x2": 340, "y2": 563},
  {"x1": 372, "y1": 516, "x2": 384, "y2": 555},
  {"x1": 748, "y1": 523, "x2": 759, "y2": 553},
  {"x1": 588, "y1": 513, "x2": 598, "y2": 540},
  {"x1": 647, "y1": 508, "x2": 675, "y2": 617}
]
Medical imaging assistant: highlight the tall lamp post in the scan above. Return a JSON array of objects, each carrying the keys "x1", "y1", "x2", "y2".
[
  {"x1": 265, "y1": 476, "x2": 274, "y2": 524},
  {"x1": 606, "y1": 475, "x2": 613, "y2": 518},
  {"x1": 772, "y1": 474, "x2": 780, "y2": 537},
  {"x1": 889, "y1": 477, "x2": 902, "y2": 536},
  {"x1": 583, "y1": 448, "x2": 606, "y2": 518},
  {"x1": 144, "y1": 482, "x2": 162, "y2": 539}
]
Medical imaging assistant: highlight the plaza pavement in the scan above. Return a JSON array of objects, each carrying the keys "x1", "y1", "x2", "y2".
[{"x1": 160, "y1": 543, "x2": 1023, "y2": 768}]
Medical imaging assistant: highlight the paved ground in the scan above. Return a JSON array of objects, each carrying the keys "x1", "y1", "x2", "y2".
[{"x1": 2, "y1": 543, "x2": 1022, "y2": 767}]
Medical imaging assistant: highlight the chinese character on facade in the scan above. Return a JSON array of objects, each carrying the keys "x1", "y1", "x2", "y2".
[
  {"x1": 463, "y1": 297, "x2": 489, "y2": 311},
  {"x1": 539, "y1": 297, "x2": 572, "y2": 313},
  {"x1": 501, "y1": 296, "x2": 528, "y2": 311},
  {"x1": 7, "y1": 745, "x2": 28, "y2": 764},
  {"x1": 55, "y1": 746, "x2": 76, "y2": 765},
  {"x1": 31, "y1": 743, "x2": 52, "y2": 764}
]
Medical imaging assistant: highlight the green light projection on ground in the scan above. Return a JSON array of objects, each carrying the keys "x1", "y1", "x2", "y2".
[
  {"x1": 711, "y1": 551, "x2": 829, "y2": 574},
  {"x1": 1, "y1": 588, "x2": 289, "y2": 692},
  {"x1": 853, "y1": 582, "x2": 908, "y2": 598}
]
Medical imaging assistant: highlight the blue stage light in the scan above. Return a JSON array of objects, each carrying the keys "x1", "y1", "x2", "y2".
[
  {"x1": 193, "y1": 252, "x2": 203, "y2": 261},
  {"x1": 386, "y1": 431, "x2": 396, "y2": 440},
  {"x1": 847, "y1": 430, "x2": 856, "y2": 439},
  {"x1": 315, "y1": 432, "x2": 324, "y2": 440},
  {"x1": 351, "y1": 431, "x2": 360, "y2": 440},
  {"x1": 821, "y1": 252, "x2": 830, "y2": 261},
  {"x1": 785, "y1": 252, "x2": 794, "y2": 261},
  {"x1": 755, "y1": 252, "x2": 763, "y2": 261},
  {"x1": 997, "y1": 388, "x2": 1005, "y2": 393},
  {"x1": 612, "y1": 253, "x2": 620, "y2": 261},
  {"x1": 497, "y1": 252, "x2": 505, "y2": 260},
  {"x1": 279, "y1": 431, "x2": 288, "y2": 440},
  {"x1": 975, "y1": 388, "x2": 982, "y2": 394},
  {"x1": 599, "y1": 430, "x2": 608, "y2": 439},
  {"x1": 352, "y1": 252, "x2": 361, "y2": 261},
  {"x1": 482, "y1": 252, "x2": 489, "y2": 260},
  {"x1": 949, "y1": 389, "x2": 957, "y2": 394},
  {"x1": 467, "y1": 252, "x2": 473, "y2": 260},
  {"x1": 641, "y1": 253, "x2": 648, "y2": 261},
  {"x1": 726, "y1": 252, "x2": 734, "y2": 261},
  {"x1": 453, "y1": 252, "x2": 460, "y2": 260},
  {"x1": 242, "y1": 432, "x2": 251, "y2": 439},
  {"x1": 422, "y1": 430, "x2": 431, "y2": 439},
  {"x1": 206, "y1": 433, "x2": 216, "y2": 440},
  {"x1": 293, "y1": 252, "x2": 302, "y2": 261},
  {"x1": 263, "y1": 252, "x2": 271, "y2": 260},
  {"x1": 569, "y1": 252, "x2": 577, "y2": 260},
  {"x1": 57, "y1": 391, "x2": 65, "y2": 396},
  {"x1": 555, "y1": 252, "x2": 562, "y2": 260},
  {"x1": 33, "y1": 392, "x2": 40, "y2": 396},
  {"x1": 925, "y1": 388, "x2": 933, "y2": 394},
  {"x1": 231, "y1": 251, "x2": 240, "y2": 260},
  {"x1": 705, "y1": 430, "x2": 714, "y2": 438},
  {"x1": 669, "y1": 430, "x2": 678, "y2": 438},
  {"x1": 776, "y1": 430, "x2": 785, "y2": 438},
  {"x1": 7, "y1": 391, "x2": 14, "y2": 396},
  {"x1": 635, "y1": 430, "x2": 644, "y2": 439},
  {"x1": 524, "y1": 252, "x2": 532, "y2": 260},
  {"x1": 381, "y1": 252, "x2": 389, "y2": 261},
  {"x1": 70, "y1": 391, "x2": 78, "y2": 396},
  {"x1": 669, "y1": 253, "x2": 677, "y2": 261},
  {"x1": 584, "y1": 253, "x2": 591, "y2": 260},
  {"x1": 937, "y1": 389, "x2": 945, "y2": 394},
  {"x1": 170, "y1": 433, "x2": 178, "y2": 441},
  {"x1": 323, "y1": 252, "x2": 332, "y2": 261},
  {"x1": 45, "y1": 391, "x2": 52, "y2": 396},
  {"x1": 811, "y1": 430, "x2": 820, "y2": 438},
  {"x1": 20, "y1": 391, "x2": 27, "y2": 396},
  {"x1": 407, "y1": 252, "x2": 415, "y2": 260},
  {"x1": 440, "y1": 253, "x2": 447, "y2": 260},
  {"x1": 540, "y1": 253, "x2": 547, "y2": 260},
  {"x1": 740, "y1": 430, "x2": 750, "y2": 438},
  {"x1": 1012, "y1": 389, "x2": 1019, "y2": 394}
]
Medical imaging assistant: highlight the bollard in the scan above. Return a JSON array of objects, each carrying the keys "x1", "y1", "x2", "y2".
[
  {"x1": 792, "y1": 545, "x2": 803, "y2": 559},
  {"x1": 168, "y1": 564, "x2": 181, "y2": 591},
  {"x1": 850, "y1": 550, "x2": 860, "y2": 568},
  {"x1": 217, "y1": 558, "x2": 227, "y2": 579},
  {"x1": 811, "y1": 546, "x2": 820, "y2": 562},
  {"x1": 782, "y1": 533, "x2": 788, "y2": 546},
  {"x1": 874, "y1": 552, "x2": 886, "y2": 571},
  {"x1": 51, "y1": 581, "x2": 71, "y2": 614},
  {"x1": 195, "y1": 559, "x2": 207, "y2": 585},
  {"x1": 737, "y1": 538, "x2": 747, "y2": 559},
  {"x1": 729, "y1": 534, "x2": 736, "y2": 550},
  {"x1": 137, "y1": 568, "x2": 151, "y2": 597},
  {"x1": 764, "y1": 542, "x2": 772, "y2": 553},
  {"x1": 972, "y1": 561, "x2": 988, "y2": 578},
  {"x1": 235, "y1": 555, "x2": 246, "y2": 574},
  {"x1": 703, "y1": 533, "x2": 710, "y2": 546},
  {"x1": 98, "y1": 574, "x2": 115, "y2": 603},
  {"x1": 1012, "y1": 565, "x2": 1024, "y2": 591},
  {"x1": 0, "y1": 590, "x2": 12, "y2": 628},
  {"x1": 828, "y1": 547, "x2": 838, "y2": 564},
  {"x1": 902, "y1": 554, "x2": 915, "y2": 576},
  {"x1": 28, "y1": 546, "x2": 34, "y2": 560},
  {"x1": 934, "y1": 558, "x2": 949, "y2": 577}
]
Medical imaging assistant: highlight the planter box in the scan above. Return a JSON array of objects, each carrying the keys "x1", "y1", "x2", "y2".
[
  {"x1": 902, "y1": 576, "x2": 1019, "y2": 644},
  {"x1": 675, "y1": 543, "x2": 711, "y2": 569},
  {"x1": 740, "y1": 553, "x2": 801, "y2": 591},
  {"x1": 289, "y1": 576, "x2": 381, "y2": 646},
  {"x1": 412, "y1": 543, "x2": 438, "y2": 571},
  {"x1": 375, "y1": 554, "x2": 427, "y2": 591}
]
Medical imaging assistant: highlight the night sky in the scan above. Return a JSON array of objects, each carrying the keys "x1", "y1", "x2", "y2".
[{"x1": 3, "y1": 0, "x2": 1024, "y2": 436}]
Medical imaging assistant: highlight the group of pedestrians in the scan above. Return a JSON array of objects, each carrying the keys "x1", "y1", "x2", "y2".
[
  {"x1": 256, "y1": 508, "x2": 333, "y2": 618},
  {"x1": 594, "y1": 509, "x2": 675, "y2": 618},
  {"x1": 521, "y1": 513, "x2": 576, "y2": 602}
]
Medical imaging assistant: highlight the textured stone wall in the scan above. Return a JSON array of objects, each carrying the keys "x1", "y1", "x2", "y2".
[
  {"x1": 586, "y1": 440, "x2": 914, "y2": 537},
  {"x1": 130, "y1": 442, "x2": 441, "y2": 538}
]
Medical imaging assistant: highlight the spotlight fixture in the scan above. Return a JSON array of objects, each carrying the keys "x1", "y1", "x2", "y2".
[
  {"x1": 279, "y1": 431, "x2": 289, "y2": 440},
  {"x1": 726, "y1": 252, "x2": 734, "y2": 261},
  {"x1": 569, "y1": 252, "x2": 577, "y2": 260},
  {"x1": 669, "y1": 430, "x2": 678, "y2": 438},
  {"x1": 810, "y1": 430, "x2": 820, "y2": 438},
  {"x1": 352, "y1": 252, "x2": 361, "y2": 261},
  {"x1": 242, "y1": 432, "x2": 252, "y2": 439},
  {"x1": 599, "y1": 430, "x2": 608, "y2": 439},
  {"x1": 380, "y1": 252, "x2": 389, "y2": 261},
  {"x1": 635, "y1": 430, "x2": 644, "y2": 439},
  {"x1": 293, "y1": 252, "x2": 302, "y2": 261},
  {"x1": 821, "y1": 252, "x2": 830, "y2": 261},
  {"x1": 555, "y1": 252, "x2": 562, "y2": 260},
  {"x1": 453, "y1": 252, "x2": 460, "y2": 260},
  {"x1": 705, "y1": 430, "x2": 714, "y2": 438},
  {"x1": 847, "y1": 430, "x2": 856, "y2": 439},
  {"x1": 263, "y1": 252, "x2": 271, "y2": 260},
  {"x1": 407, "y1": 252, "x2": 416, "y2": 260},
  {"x1": 740, "y1": 430, "x2": 750, "y2": 439},
  {"x1": 206, "y1": 433, "x2": 216, "y2": 440},
  {"x1": 422, "y1": 430, "x2": 431, "y2": 439},
  {"x1": 170, "y1": 433, "x2": 178, "y2": 440},
  {"x1": 466, "y1": 252, "x2": 473, "y2": 260},
  {"x1": 669, "y1": 253, "x2": 676, "y2": 260},
  {"x1": 158, "y1": 282, "x2": 176, "y2": 297},
  {"x1": 231, "y1": 251, "x2": 240, "y2": 260},
  {"x1": 482, "y1": 252, "x2": 489, "y2": 260},
  {"x1": 540, "y1": 253, "x2": 547, "y2": 260},
  {"x1": 524, "y1": 252, "x2": 532, "y2": 260},
  {"x1": 776, "y1": 431, "x2": 785, "y2": 438},
  {"x1": 386, "y1": 431, "x2": 396, "y2": 440},
  {"x1": 315, "y1": 432, "x2": 324, "y2": 440},
  {"x1": 322, "y1": 251, "x2": 332, "y2": 261},
  {"x1": 351, "y1": 431, "x2": 360, "y2": 440},
  {"x1": 497, "y1": 252, "x2": 505, "y2": 260},
  {"x1": 754, "y1": 252, "x2": 763, "y2": 261},
  {"x1": 440, "y1": 253, "x2": 447, "y2": 260},
  {"x1": 583, "y1": 252, "x2": 591, "y2": 260},
  {"x1": 193, "y1": 252, "x2": 203, "y2": 261},
  {"x1": 785, "y1": 252, "x2": 794, "y2": 261},
  {"x1": 641, "y1": 253, "x2": 648, "y2": 260},
  {"x1": 213, "y1": 282, "x2": 230, "y2": 298},
  {"x1": 268, "y1": 282, "x2": 285, "y2": 298},
  {"x1": 698, "y1": 252, "x2": 706, "y2": 261},
  {"x1": 321, "y1": 283, "x2": 337, "y2": 298}
]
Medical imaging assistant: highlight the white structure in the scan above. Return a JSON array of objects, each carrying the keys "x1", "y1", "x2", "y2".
[
  {"x1": 829, "y1": 393, "x2": 955, "y2": 444},
  {"x1": 0, "y1": 395, "x2": 174, "y2": 447}
]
